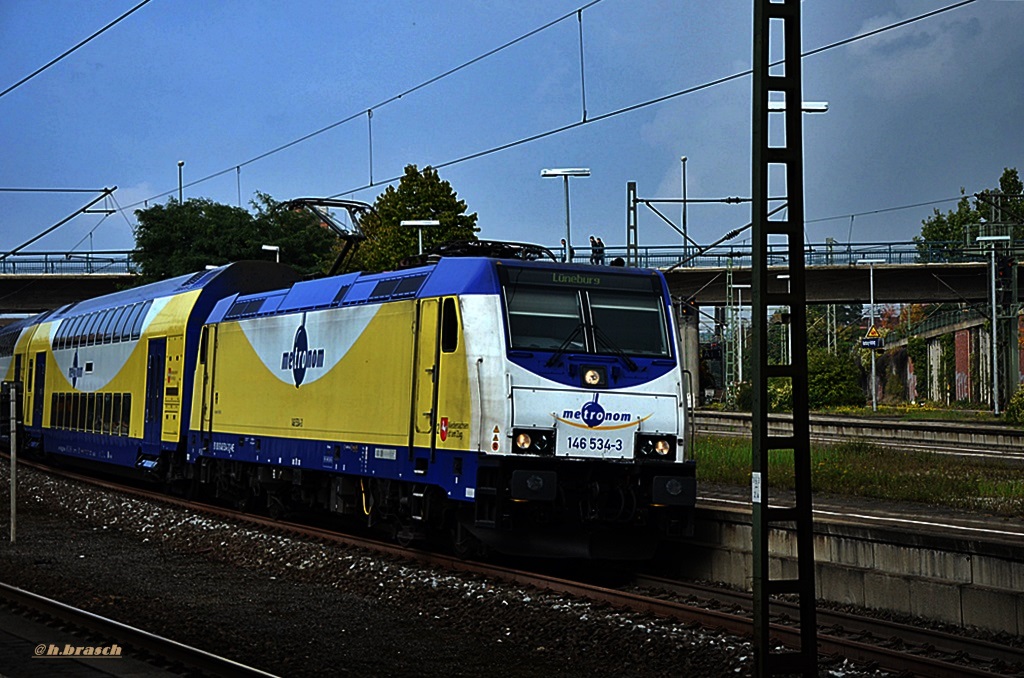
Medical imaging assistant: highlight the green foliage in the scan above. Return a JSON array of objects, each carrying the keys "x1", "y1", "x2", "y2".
[
  {"x1": 693, "y1": 436, "x2": 1024, "y2": 515},
  {"x1": 132, "y1": 194, "x2": 337, "y2": 283},
  {"x1": 767, "y1": 378, "x2": 792, "y2": 412},
  {"x1": 906, "y1": 336, "x2": 927, "y2": 398},
  {"x1": 350, "y1": 165, "x2": 479, "y2": 273},
  {"x1": 807, "y1": 348, "x2": 865, "y2": 408},
  {"x1": 1005, "y1": 386, "x2": 1024, "y2": 425},
  {"x1": 914, "y1": 192, "x2": 980, "y2": 261}
]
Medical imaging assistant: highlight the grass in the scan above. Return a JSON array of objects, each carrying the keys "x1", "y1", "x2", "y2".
[
  {"x1": 818, "y1": 403, "x2": 1005, "y2": 424},
  {"x1": 693, "y1": 435, "x2": 1024, "y2": 516}
]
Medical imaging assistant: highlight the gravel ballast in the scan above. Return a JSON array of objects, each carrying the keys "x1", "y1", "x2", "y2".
[{"x1": 0, "y1": 461, "x2": 883, "y2": 677}]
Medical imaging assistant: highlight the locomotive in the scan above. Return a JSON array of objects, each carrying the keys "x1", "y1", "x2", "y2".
[{"x1": 1, "y1": 239, "x2": 695, "y2": 559}]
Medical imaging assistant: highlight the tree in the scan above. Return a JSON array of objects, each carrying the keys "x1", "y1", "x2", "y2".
[
  {"x1": 915, "y1": 167, "x2": 1023, "y2": 260},
  {"x1": 976, "y1": 167, "x2": 1024, "y2": 239},
  {"x1": 914, "y1": 191, "x2": 979, "y2": 262},
  {"x1": 133, "y1": 194, "x2": 338, "y2": 283},
  {"x1": 351, "y1": 165, "x2": 479, "y2": 273}
]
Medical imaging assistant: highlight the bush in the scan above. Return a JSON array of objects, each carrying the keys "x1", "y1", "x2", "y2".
[
  {"x1": 1005, "y1": 386, "x2": 1024, "y2": 425},
  {"x1": 807, "y1": 348, "x2": 865, "y2": 409}
]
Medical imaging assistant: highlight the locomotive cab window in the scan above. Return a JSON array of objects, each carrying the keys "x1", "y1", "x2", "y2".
[{"x1": 500, "y1": 266, "x2": 671, "y2": 358}]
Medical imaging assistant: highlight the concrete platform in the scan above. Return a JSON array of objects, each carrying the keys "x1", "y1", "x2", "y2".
[{"x1": 683, "y1": 485, "x2": 1024, "y2": 635}]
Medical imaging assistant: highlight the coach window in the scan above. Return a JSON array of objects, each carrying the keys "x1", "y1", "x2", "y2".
[
  {"x1": 100, "y1": 310, "x2": 116, "y2": 343},
  {"x1": 50, "y1": 393, "x2": 58, "y2": 427},
  {"x1": 85, "y1": 393, "x2": 95, "y2": 433},
  {"x1": 54, "y1": 321, "x2": 69, "y2": 350},
  {"x1": 66, "y1": 316, "x2": 83, "y2": 348},
  {"x1": 75, "y1": 393, "x2": 86, "y2": 431},
  {"x1": 121, "y1": 394, "x2": 131, "y2": 435},
  {"x1": 102, "y1": 393, "x2": 112, "y2": 434},
  {"x1": 111, "y1": 394, "x2": 122, "y2": 435},
  {"x1": 441, "y1": 298, "x2": 459, "y2": 353},
  {"x1": 130, "y1": 301, "x2": 151, "y2": 340},
  {"x1": 83, "y1": 312, "x2": 100, "y2": 345}
]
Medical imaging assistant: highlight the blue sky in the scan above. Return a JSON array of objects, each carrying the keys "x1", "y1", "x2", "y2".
[{"x1": 2, "y1": 0, "x2": 1022, "y2": 259}]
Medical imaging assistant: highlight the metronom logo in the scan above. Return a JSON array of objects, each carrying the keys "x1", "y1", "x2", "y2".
[{"x1": 34, "y1": 643, "x2": 122, "y2": 658}]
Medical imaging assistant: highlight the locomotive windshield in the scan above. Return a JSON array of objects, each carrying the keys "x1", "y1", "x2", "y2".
[{"x1": 500, "y1": 266, "x2": 671, "y2": 357}]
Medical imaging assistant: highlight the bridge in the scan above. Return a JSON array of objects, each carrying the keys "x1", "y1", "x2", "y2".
[
  {"x1": 0, "y1": 241, "x2": 1014, "y2": 313},
  {"x1": 0, "y1": 251, "x2": 136, "y2": 314}
]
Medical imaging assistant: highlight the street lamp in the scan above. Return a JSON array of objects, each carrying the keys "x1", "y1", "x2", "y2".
[
  {"x1": 680, "y1": 156, "x2": 688, "y2": 259},
  {"x1": 857, "y1": 259, "x2": 885, "y2": 412},
  {"x1": 767, "y1": 101, "x2": 830, "y2": 113},
  {"x1": 978, "y1": 235, "x2": 1011, "y2": 415},
  {"x1": 541, "y1": 168, "x2": 590, "y2": 262},
  {"x1": 401, "y1": 219, "x2": 440, "y2": 255},
  {"x1": 177, "y1": 160, "x2": 185, "y2": 203},
  {"x1": 261, "y1": 244, "x2": 280, "y2": 263}
]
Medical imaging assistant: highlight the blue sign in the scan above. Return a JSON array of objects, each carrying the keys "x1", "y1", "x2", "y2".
[{"x1": 861, "y1": 337, "x2": 883, "y2": 349}]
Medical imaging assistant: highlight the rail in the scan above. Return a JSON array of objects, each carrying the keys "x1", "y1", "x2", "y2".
[{"x1": 695, "y1": 410, "x2": 1024, "y2": 459}]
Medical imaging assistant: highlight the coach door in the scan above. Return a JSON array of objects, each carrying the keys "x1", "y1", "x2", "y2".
[
  {"x1": 197, "y1": 325, "x2": 217, "y2": 447},
  {"x1": 410, "y1": 298, "x2": 440, "y2": 454},
  {"x1": 31, "y1": 352, "x2": 46, "y2": 428},
  {"x1": 144, "y1": 338, "x2": 166, "y2": 445}
]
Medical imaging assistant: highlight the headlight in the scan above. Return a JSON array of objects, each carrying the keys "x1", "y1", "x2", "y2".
[
  {"x1": 511, "y1": 428, "x2": 554, "y2": 455},
  {"x1": 580, "y1": 366, "x2": 607, "y2": 388},
  {"x1": 636, "y1": 433, "x2": 675, "y2": 459}
]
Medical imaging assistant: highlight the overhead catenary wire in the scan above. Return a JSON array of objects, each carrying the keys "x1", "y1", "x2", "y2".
[
  {"x1": 124, "y1": 0, "x2": 977, "y2": 222},
  {"x1": 0, "y1": 0, "x2": 153, "y2": 100}
]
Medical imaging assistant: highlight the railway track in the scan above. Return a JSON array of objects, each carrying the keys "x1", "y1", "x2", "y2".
[
  {"x1": 694, "y1": 410, "x2": 1024, "y2": 461},
  {"x1": 20, "y1": 458, "x2": 1024, "y2": 677},
  {"x1": 0, "y1": 581, "x2": 276, "y2": 676}
]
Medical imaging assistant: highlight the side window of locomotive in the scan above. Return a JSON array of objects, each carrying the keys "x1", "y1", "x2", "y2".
[
  {"x1": 588, "y1": 291, "x2": 670, "y2": 357},
  {"x1": 505, "y1": 287, "x2": 582, "y2": 351},
  {"x1": 441, "y1": 298, "x2": 459, "y2": 353}
]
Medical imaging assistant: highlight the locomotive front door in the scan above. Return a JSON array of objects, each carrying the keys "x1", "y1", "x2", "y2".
[
  {"x1": 410, "y1": 298, "x2": 440, "y2": 454},
  {"x1": 31, "y1": 351, "x2": 46, "y2": 429},
  {"x1": 144, "y1": 338, "x2": 166, "y2": 446}
]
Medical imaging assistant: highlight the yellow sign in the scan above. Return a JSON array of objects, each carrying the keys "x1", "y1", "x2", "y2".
[{"x1": 865, "y1": 325, "x2": 880, "y2": 339}]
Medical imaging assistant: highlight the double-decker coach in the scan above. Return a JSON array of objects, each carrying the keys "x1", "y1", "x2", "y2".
[{"x1": 8, "y1": 262, "x2": 298, "y2": 477}]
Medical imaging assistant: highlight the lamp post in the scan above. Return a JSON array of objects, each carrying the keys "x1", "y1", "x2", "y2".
[
  {"x1": 541, "y1": 168, "x2": 590, "y2": 262},
  {"x1": 978, "y1": 235, "x2": 1010, "y2": 415},
  {"x1": 857, "y1": 259, "x2": 885, "y2": 412},
  {"x1": 680, "y1": 156, "x2": 688, "y2": 260},
  {"x1": 733, "y1": 284, "x2": 751, "y2": 383},
  {"x1": 177, "y1": 160, "x2": 185, "y2": 203},
  {"x1": 401, "y1": 219, "x2": 440, "y2": 255},
  {"x1": 777, "y1": 274, "x2": 791, "y2": 365},
  {"x1": 261, "y1": 244, "x2": 280, "y2": 263}
]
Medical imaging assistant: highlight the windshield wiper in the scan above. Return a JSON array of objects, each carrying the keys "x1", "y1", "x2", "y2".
[
  {"x1": 593, "y1": 326, "x2": 638, "y2": 372},
  {"x1": 545, "y1": 322, "x2": 586, "y2": 367}
]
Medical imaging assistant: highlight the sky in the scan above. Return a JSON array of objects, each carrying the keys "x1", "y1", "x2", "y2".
[{"x1": 2, "y1": 0, "x2": 1023, "y2": 260}]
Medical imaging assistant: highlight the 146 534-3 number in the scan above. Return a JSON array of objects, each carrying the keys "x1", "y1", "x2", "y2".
[{"x1": 566, "y1": 436, "x2": 624, "y2": 452}]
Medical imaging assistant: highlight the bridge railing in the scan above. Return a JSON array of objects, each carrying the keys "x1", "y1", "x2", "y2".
[
  {"x1": 564, "y1": 241, "x2": 987, "y2": 269},
  {"x1": 0, "y1": 241, "x2": 992, "y2": 275},
  {"x1": 0, "y1": 251, "x2": 137, "y2": 275}
]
